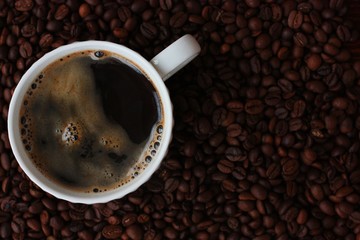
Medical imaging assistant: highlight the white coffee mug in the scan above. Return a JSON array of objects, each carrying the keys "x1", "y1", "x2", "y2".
[{"x1": 8, "y1": 35, "x2": 200, "y2": 204}]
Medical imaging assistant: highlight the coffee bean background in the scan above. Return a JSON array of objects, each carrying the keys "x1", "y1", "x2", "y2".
[{"x1": 1, "y1": 0, "x2": 360, "y2": 239}]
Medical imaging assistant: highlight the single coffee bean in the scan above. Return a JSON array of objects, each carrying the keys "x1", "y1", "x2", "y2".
[
  {"x1": 250, "y1": 184, "x2": 268, "y2": 200},
  {"x1": 113, "y1": 28, "x2": 128, "y2": 39},
  {"x1": 169, "y1": 12, "x2": 188, "y2": 28},
  {"x1": 140, "y1": 22, "x2": 158, "y2": 39},
  {"x1": 222, "y1": 102, "x2": 239, "y2": 119},
  {"x1": 255, "y1": 33, "x2": 271, "y2": 49},
  {"x1": 291, "y1": 100, "x2": 306, "y2": 118},
  {"x1": 245, "y1": 0, "x2": 260, "y2": 8},
  {"x1": 301, "y1": 148, "x2": 317, "y2": 165},
  {"x1": 164, "y1": 178, "x2": 180, "y2": 193},
  {"x1": 314, "y1": 29, "x2": 328, "y2": 43},
  {"x1": 79, "y1": 3, "x2": 91, "y2": 18},
  {"x1": 310, "y1": 184, "x2": 324, "y2": 201},
  {"x1": 160, "y1": 0, "x2": 173, "y2": 10},
  {"x1": 19, "y1": 42, "x2": 32, "y2": 58},
  {"x1": 271, "y1": 4, "x2": 282, "y2": 21},
  {"x1": 221, "y1": 179, "x2": 236, "y2": 192},
  {"x1": 349, "y1": 212, "x2": 360, "y2": 224},
  {"x1": 217, "y1": 159, "x2": 234, "y2": 174},
  {"x1": 297, "y1": 2, "x2": 313, "y2": 13},
  {"x1": 126, "y1": 224, "x2": 143, "y2": 240},
  {"x1": 221, "y1": 12, "x2": 236, "y2": 24},
  {"x1": 269, "y1": 22, "x2": 282, "y2": 39},
  {"x1": 305, "y1": 53, "x2": 322, "y2": 71},
  {"x1": 225, "y1": 147, "x2": 246, "y2": 162},
  {"x1": 130, "y1": 0, "x2": 147, "y2": 13},
  {"x1": 277, "y1": 47, "x2": 290, "y2": 60},
  {"x1": 21, "y1": 24, "x2": 36, "y2": 38},
  {"x1": 329, "y1": 0, "x2": 344, "y2": 9},
  {"x1": 39, "y1": 33, "x2": 53, "y2": 48},
  {"x1": 335, "y1": 186, "x2": 353, "y2": 198},
  {"x1": 226, "y1": 123, "x2": 242, "y2": 138},
  {"x1": 293, "y1": 32, "x2": 308, "y2": 47},
  {"x1": 46, "y1": 20, "x2": 63, "y2": 32},
  {"x1": 0, "y1": 222, "x2": 10, "y2": 238},
  {"x1": 102, "y1": 225, "x2": 122, "y2": 239},
  {"x1": 310, "y1": 11, "x2": 322, "y2": 26},
  {"x1": 0, "y1": 153, "x2": 10, "y2": 171},
  {"x1": 319, "y1": 200, "x2": 335, "y2": 216},
  {"x1": 55, "y1": 4, "x2": 70, "y2": 20},
  {"x1": 339, "y1": 24, "x2": 351, "y2": 40},
  {"x1": 49, "y1": 216, "x2": 64, "y2": 230},
  {"x1": 26, "y1": 219, "x2": 41, "y2": 231},
  {"x1": 122, "y1": 213, "x2": 137, "y2": 227},
  {"x1": 15, "y1": 0, "x2": 34, "y2": 12},
  {"x1": 324, "y1": 43, "x2": 339, "y2": 56},
  {"x1": 245, "y1": 99, "x2": 263, "y2": 115},
  {"x1": 288, "y1": 10, "x2": 303, "y2": 29}
]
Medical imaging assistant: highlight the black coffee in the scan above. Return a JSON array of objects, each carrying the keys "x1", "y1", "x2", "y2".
[{"x1": 19, "y1": 50, "x2": 163, "y2": 193}]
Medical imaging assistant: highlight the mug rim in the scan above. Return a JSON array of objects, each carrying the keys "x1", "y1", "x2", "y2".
[{"x1": 8, "y1": 40, "x2": 174, "y2": 204}]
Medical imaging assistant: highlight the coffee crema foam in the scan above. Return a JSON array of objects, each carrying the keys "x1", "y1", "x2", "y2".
[{"x1": 19, "y1": 50, "x2": 164, "y2": 193}]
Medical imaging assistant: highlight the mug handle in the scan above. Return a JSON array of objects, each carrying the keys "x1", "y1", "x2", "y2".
[{"x1": 150, "y1": 34, "x2": 201, "y2": 81}]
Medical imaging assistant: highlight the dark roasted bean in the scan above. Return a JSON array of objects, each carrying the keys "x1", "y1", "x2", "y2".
[
  {"x1": 288, "y1": 10, "x2": 303, "y2": 29},
  {"x1": 102, "y1": 225, "x2": 122, "y2": 239},
  {"x1": 15, "y1": 0, "x2": 34, "y2": 12}
]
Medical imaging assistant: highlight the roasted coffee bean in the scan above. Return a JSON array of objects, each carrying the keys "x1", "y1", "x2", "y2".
[
  {"x1": 349, "y1": 212, "x2": 360, "y2": 224},
  {"x1": 169, "y1": 12, "x2": 187, "y2": 28},
  {"x1": 306, "y1": 80, "x2": 327, "y2": 93},
  {"x1": 49, "y1": 216, "x2": 64, "y2": 230},
  {"x1": 15, "y1": 0, "x2": 34, "y2": 12},
  {"x1": 19, "y1": 42, "x2": 32, "y2": 58},
  {"x1": 21, "y1": 24, "x2": 36, "y2": 38},
  {"x1": 0, "y1": 153, "x2": 10, "y2": 171},
  {"x1": 305, "y1": 53, "x2": 322, "y2": 71},
  {"x1": 140, "y1": 22, "x2": 158, "y2": 39},
  {"x1": 245, "y1": 0, "x2": 260, "y2": 8},
  {"x1": 337, "y1": 25, "x2": 351, "y2": 42},
  {"x1": 160, "y1": 0, "x2": 173, "y2": 10},
  {"x1": 164, "y1": 177, "x2": 180, "y2": 193},
  {"x1": 293, "y1": 32, "x2": 308, "y2": 47},
  {"x1": 288, "y1": 10, "x2": 303, "y2": 29},
  {"x1": 55, "y1": 4, "x2": 70, "y2": 20},
  {"x1": 291, "y1": 100, "x2": 306, "y2": 117},
  {"x1": 102, "y1": 225, "x2": 122, "y2": 239},
  {"x1": 126, "y1": 224, "x2": 143, "y2": 240},
  {"x1": 255, "y1": 33, "x2": 271, "y2": 49},
  {"x1": 79, "y1": 3, "x2": 91, "y2": 18},
  {"x1": 226, "y1": 123, "x2": 242, "y2": 138},
  {"x1": 245, "y1": 99, "x2": 263, "y2": 115},
  {"x1": 282, "y1": 158, "x2": 299, "y2": 178},
  {"x1": 250, "y1": 184, "x2": 267, "y2": 200},
  {"x1": 319, "y1": 200, "x2": 335, "y2": 216},
  {"x1": 269, "y1": 3, "x2": 282, "y2": 20},
  {"x1": 121, "y1": 213, "x2": 136, "y2": 227},
  {"x1": 225, "y1": 147, "x2": 246, "y2": 162},
  {"x1": 46, "y1": 20, "x2": 63, "y2": 32},
  {"x1": 217, "y1": 159, "x2": 234, "y2": 174},
  {"x1": 39, "y1": 33, "x2": 53, "y2": 48},
  {"x1": 297, "y1": 2, "x2": 313, "y2": 13}
]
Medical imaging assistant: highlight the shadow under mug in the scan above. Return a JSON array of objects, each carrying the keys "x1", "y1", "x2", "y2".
[{"x1": 8, "y1": 35, "x2": 201, "y2": 204}]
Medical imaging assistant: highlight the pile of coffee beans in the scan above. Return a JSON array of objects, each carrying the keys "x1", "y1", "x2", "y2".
[{"x1": 1, "y1": 0, "x2": 360, "y2": 239}]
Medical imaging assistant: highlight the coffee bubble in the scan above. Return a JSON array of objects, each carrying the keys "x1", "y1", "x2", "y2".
[{"x1": 61, "y1": 122, "x2": 81, "y2": 146}]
